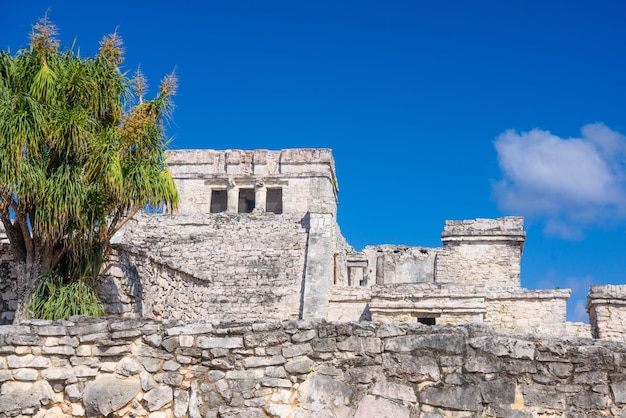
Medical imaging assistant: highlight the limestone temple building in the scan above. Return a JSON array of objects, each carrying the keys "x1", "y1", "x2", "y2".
[{"x1": 1, "y1": 148, "x2": 625, "y2": 341}]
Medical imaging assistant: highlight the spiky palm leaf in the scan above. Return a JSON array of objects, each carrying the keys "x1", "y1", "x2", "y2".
[{"x1": 0, "y1": 16, "x2": 179, "y2": 320}]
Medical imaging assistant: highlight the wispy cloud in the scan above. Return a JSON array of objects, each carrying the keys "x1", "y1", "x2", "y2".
[{"x1": 493, "y1": 123, "x2": 626, "y2": 238}]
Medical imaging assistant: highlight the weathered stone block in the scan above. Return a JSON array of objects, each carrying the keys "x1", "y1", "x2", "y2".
[
  {"x1": 261, "y1": 377, "x2": 292, "y2": 388},
  {"x1": 337, "y1": 336, "x2": 382, "y2": 354},
  {"x1": 345, "y1": 365, "x2": 384, "y2": 384},
  {"x1": 291, "y1": 329, "x2": 317, "y2": 343},
  {"x1": 285, "y1": 356, "x2": 314, "y2": 375},
  {"x1": 83, "y1": 375, "x2": 140, "y2": 417},
  {"x1": 572, "y1": 392, "x2": 611, "y2": 409},
  {"x1": 282, "y1": 343, "x2": 312, "y2": 358},
  {"x1": 522, "y1": 386, "x2": 566, "y2": 410},
  {"x1": 383, "y1": 353, "x2": 440, "y2": 383},
  {"x1": 469, "y1": 336, "x2": 535, "y2": 360},
  {"x1": 196, "y1": 336, "x2": 243, "y2": 349},
  {"x1": 244, "y1": 331, "x2": 290, "y2": 347},
  {"x1": 41, "y1": 367, "x2": 75, "y2": 381},
  {"x1": 479, "y1": 378, "x2": 516, "y2": 404},
  {"x1": 371, "y1": 381, "x2": 416, "y2": 402},
  {"x1": 144, "y1": 385, "x2": 174, "y2": 411},
  {"x1": 154, "y1": 372, "x2": 184, "y2": 386},
  {"x1": 8, "y1": 354, "x2": 50, "y2": 369},
  {"x1": 613, "y1": 381, "x2": 626, "y2": 404},
  {"x1": 464, "y1": 355, "x2": 500, "y2": 373},
  {"x1": 298, "y1": 374, "x2": 353, "y2": 413},
  {"x1": 419, "y1": 385, "x2": 481, "y2": 411},
  {"x1": 242, "y1": 355, "x2": 285, "y2": 368},
  {"x1": 384, "y1": 333, "x2": 466, "y2": 354}
]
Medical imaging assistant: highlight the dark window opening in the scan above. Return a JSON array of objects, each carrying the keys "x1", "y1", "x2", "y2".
[
  {"x1": 238, "y1": 188, "x2": 255, "y2": 213},
  {"x1": 210, "y1": 190, "x2": 227, "y2": 213},
  {"x1": 418, "y1": 317, "x2": 436, "y2": 326},
  {"x1": 266, "y1": 188, "x2": 283, "y2": 214}
]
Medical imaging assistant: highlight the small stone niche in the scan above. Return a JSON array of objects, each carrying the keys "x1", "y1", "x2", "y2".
[
  {"x1": 266, "y1": 188, "x2": 283, "y2": 214},
  {"x1": 417, "y1": 317, "x2": 436, "y2": 326},
  {"x1": 238, "y1": 188, "x2": 255, "y2": 213},
  {"x1": 210, "y1": 190, "x2": 228, "y2": 213}
]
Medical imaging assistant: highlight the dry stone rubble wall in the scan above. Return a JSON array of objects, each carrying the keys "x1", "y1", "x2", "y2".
[{"x1": 3, "y1": 318, "x2": 626, "y2": 417}]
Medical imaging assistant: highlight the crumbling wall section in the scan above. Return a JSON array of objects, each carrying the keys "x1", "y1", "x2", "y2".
[
  {"x1": 362, "y1": 245, "x2": 438, "y2": 285},
  {"x1": 0, "y1": 242, "x2": 16, "y2": 325},
  {"x1": 3, "y1": 318, "x2": 626, "y2": 417},
  {"x1": 435, "y1": 217, "x2": 526, "y2": 286},
  {"x1": 588, "y1": 284, "x2": 626, "y2": 342},
  {"x1": 327, "y1": 287, "x2": 371, "y2": 322},
  {"x1": 369, "y1": 284, "x2": 485, "y2": 325},
  {"x1": 484, "y1": 288, "x2": 571, "y2": 336},
  {"x1": 101, "y1": 212, "x2": 309, "y2": 321}
]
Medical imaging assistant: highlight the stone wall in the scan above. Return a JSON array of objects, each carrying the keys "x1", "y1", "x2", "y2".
[
  {"x1": 484, "y1": 288, "x2": 571, "y2": 336},
  {"x1": 435, "y1": 217, "x2": 526, "y2": 286},
  {"x1": 0, "y1": 243, "x2": 16, "y2": 325},
  {"x1": 588, "y1": 285, "x2": 626, "y2": 342},
  {"x1": 3, "y1": 318, "x2": 626, "y2": 417},
  {"x1": 167, "y1": 149, "x2": 338, "y2": 216},
  {"x1": 361, "y1": 245, "x2": 438, "y2": 285},
  {"x1": 100, "y1": 212, "x2": 310, "y2": 321}
]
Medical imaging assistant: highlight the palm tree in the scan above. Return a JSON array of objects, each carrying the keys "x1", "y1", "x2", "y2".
[{"x1": 0, "y1": 15, "x2": 179, "y2": 322}]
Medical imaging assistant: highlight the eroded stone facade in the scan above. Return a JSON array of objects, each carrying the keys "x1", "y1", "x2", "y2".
[
  {"x1": 0, "y1": 148, "x2": 624, "y2": 340},
  {"x1": 3, "y1": 317, "x2": 626, "y2": 417}
]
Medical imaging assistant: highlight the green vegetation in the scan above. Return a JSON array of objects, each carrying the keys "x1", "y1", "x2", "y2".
[
  {"x1": 28, "y1": 271, "x2": 105, "y2": 320},
  {"x1": 0, "y1": 15, "x2": 179, "y2": 321}
]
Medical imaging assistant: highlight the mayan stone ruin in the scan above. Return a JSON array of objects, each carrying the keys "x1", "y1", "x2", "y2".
[{"x1": 1, "y1": 148, "x2": 626, "y2": 416}]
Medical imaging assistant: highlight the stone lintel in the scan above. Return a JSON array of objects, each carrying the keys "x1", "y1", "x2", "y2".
[
  {"x1": 328, "y1": 290, "x2": 371, "y2": 303},
  {"x1": 484, "y1": 289, "x2": 571, "y2": 300},
  {"x1": 201, "y1": 178, "x2": 290, "y2": 186},
  {"x1": 168, "y1": 149, "x2": 339, "y2": 195},
  {"x1": 441, "y1": 235, "x2": 526, "y2": 244},
  {"x1": 370, "y1": 300, "x2": 485, "y2": 314},
  {"x1": 370, "y1": 306, "x2": 486, "y2": 316},
  {"x1": 441, "y1": 217, "x2": 526, "y2": 243},
  {"x1": 588, "y1": 284, "x2": 626, "y2": 300}
]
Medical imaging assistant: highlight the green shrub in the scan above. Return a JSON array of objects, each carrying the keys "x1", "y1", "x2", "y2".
[{"x1": 28, "y1": 271, "x2": 105, "y2": 320}]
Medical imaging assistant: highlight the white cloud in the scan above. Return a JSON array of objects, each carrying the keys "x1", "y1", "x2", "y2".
[
  {"x1": 572, "y1": 300, "x2": 588, "y2": 323},
  {"x1": 536, "y1": 274, "x2": 593, "y2": 323},
  {"x1": 493, "y1": 123, "x2": 626, "y2": 237}
]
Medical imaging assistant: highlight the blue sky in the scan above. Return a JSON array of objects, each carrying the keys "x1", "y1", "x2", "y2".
[{"x1": 3, "y1": 1, "x2": 626, "y2": 322}]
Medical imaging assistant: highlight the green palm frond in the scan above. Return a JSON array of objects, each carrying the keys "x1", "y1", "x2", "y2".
[{"x1": 1, "y1": 16, "x2": 179, "y2": 319}]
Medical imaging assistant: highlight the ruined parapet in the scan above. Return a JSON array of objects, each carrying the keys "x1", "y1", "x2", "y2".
[
  {"x1": 103, "y1": 212, "x2": 309, "y2": 321},
  {"x1": 368, "y1": 283, "x2": 570, "y2": 336},
  {"x1": 566, "y1": 321, "x2": 592, "y2": 339},
  {"x1": 166, "y1": 149, "x2": 338, "y2": 215},
  {"x1": 327, "y1": 287, "x2": 371, "y2": 322},
  {"x1": 483, "y1": 288, "x2": 570, "y2": 336},
  {"x1": 362, "y1": 245, "x2": 438, "y2": 286},
  {"x1": 369, "y1": 283, "x2": 485, "y2": 325},
  {"x1": 587, "y1": 284, "x2": 626, "y2": 342},
  {"x1": 435, "y1": 217, "x2": 526, "y2": 286}
]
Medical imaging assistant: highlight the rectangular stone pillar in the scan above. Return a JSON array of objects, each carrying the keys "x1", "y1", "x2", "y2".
[
  {"x1": 255, "y1": 186, "x2": 267, "y2": 213},
  {"x1": 227, "y1": 186, "x2": 238, "y2": 213},
  {"x1": 301, "y1": 213, "x2": 333, "y2": 320}
]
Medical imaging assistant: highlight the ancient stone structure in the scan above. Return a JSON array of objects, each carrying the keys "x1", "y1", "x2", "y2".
[
  {"x1": 3, "y1": 317, "x2": 626, "y2": 417},
  {"x1": 0, "y1": 148, "x2": 625, "y2": 339},
  {"x1": 3, "y1": 148, "x2": 626, "y2": 416},
  {"x1": 587, "y1": 285, "x2": 626, "y2": 342}
]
